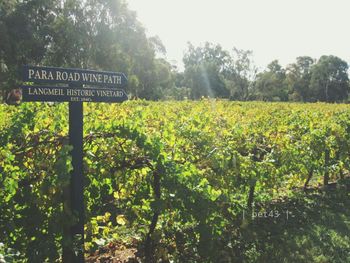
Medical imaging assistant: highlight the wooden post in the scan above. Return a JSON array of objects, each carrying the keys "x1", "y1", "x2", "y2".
[
  {"x1": 63, "y1": 99, "x2": 85, "y2": 262},
  {"x1": 70, "y1": 100, "x2": 85, "y2": 262}
]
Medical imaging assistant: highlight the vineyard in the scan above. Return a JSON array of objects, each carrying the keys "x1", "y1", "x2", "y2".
[{"x1": 0, "y1": 100, "x2": 350, "y2": 262}]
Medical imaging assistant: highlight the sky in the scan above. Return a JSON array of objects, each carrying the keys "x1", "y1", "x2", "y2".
[{"x1": 127, "y1": 0, "x2": 350, "y2": 71}]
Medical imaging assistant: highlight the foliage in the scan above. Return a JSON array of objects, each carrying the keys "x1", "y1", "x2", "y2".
[
  {"x1": 0, "y1": 0, "x2": 173, "y2": 100},
  {"x1": 1, "y1": 0, "x2": 349, "y2": 102},
  {"x1": 226, "y1": 48, "x2": 257, "y2": 100},
  {"x1": 182, "y1": 44, "x2": 349, "y2": 102},
  {"x1": 286, "y1": 56, "x2": 315, "y2": 101},
  {"x1": 254, "y1": 60, "x2": 288, "y2": 101},
  {"x1": 309, "y1": 55, "x2": 349, "y2": 102},
  {"x1": 1, "y1": 100, "x2": 350, "y2": 262},
  {"x1": 183, "y1": 42, "x2": 231, "y2": 99}
]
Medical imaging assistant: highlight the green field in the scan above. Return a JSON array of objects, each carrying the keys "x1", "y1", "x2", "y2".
[{"x1": 1, "y1": 100, "x2": 350, "y2": 262}]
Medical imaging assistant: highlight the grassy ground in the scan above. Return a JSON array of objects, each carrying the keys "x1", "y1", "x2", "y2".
[
  {"x1": 237, "y1": 180, "x2": 350, "y2": 263},
  {"x1": 86, "y1": 179, "x2": 350, "y2": 263}
]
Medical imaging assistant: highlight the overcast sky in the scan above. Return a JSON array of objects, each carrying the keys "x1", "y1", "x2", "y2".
[{"x1": 127, "y1": 0, "x2": 350, "y2": 71}]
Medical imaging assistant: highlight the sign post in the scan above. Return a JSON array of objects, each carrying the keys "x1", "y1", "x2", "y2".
[
  {"x1": 21, "y1": 66, "x2": 128, "y2": 262},
  {"x1": 68, "y1": 96, "x2": 85, "y2": 262}
]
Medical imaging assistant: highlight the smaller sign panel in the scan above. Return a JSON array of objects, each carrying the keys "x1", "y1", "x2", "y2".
[
  {"x1": 22, "y1": 65, "x2": 127, "y2": 87},
  {"x1": 21, "y1": 85, "x2": 128, "y2": 103}
]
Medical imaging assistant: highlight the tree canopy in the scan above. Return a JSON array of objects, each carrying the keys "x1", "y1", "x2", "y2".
[
  {"x1": 0, "y1": 1, "x2": 349, "y2": 102},
  {"x1": 0, "y1": 0, "x2": 173, "y2": 100},
  {"x1": 309, "y1": 55, "x2": 349, "y2": 102}
]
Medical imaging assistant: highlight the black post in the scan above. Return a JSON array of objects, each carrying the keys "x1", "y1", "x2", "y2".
[{"x1": 63, "y1": 100, "x2": 85, "y2": 262}]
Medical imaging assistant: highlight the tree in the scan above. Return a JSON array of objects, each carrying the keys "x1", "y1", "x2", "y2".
[
  {"x1": 254, "y1": 60, "x2": 288, "y2": 101},
  {"x1": 0, "y1": 0, "x2": 173, "y2": 100},
  {"x1": 286, "y1": 56, "x2": 315, "y2": 101},
  {"x1": 138, "y1": 58, "x2": 175, "y2": 100},
  {"x1": 47, "y1": 0, "x2": 171, "y2": 99},
  {"x1": 183, "y1": 42, "x2": 230, "y2": 99},
  {"x1": 309, "y1": 55, "x2": 349, "y2": 102},
  {"x1": 225, "y1": 48, "x2": 257, "y2": 100},
  {"x1": 0, "y1": 0, "x2": 58, "y2": 92},
  {"x1": 165, "y1": 71, "x2": 190, "y2": 100}
]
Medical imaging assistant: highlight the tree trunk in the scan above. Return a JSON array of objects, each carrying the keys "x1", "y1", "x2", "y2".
[
  {"x1": 324, "y1": 149, "x2": 330, "y2": 186},
  {"x1": 247, "y1": 183, "x2": 255, "y2": 210},
  {"x1": 336, "y1": 151, "x2": 344, "y2": 180},
  {"x1": 145, "y1": 169, "x2": 161, "y2": 263},
  {"x1": 339, "y1": 168, "x2": 344, "y2": 180},
  {"x1": 304, "y1": 169, "x2": 313, "y2": 190}
]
